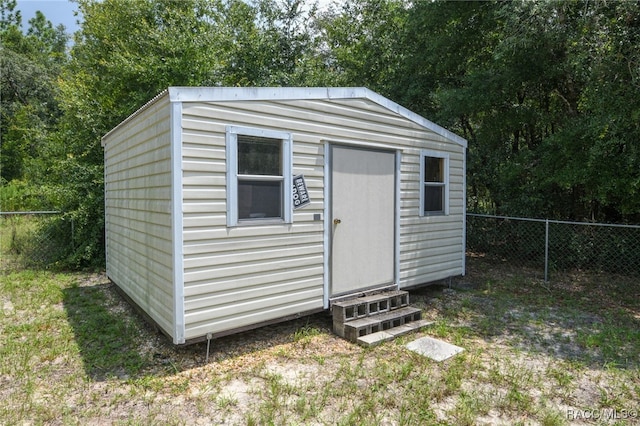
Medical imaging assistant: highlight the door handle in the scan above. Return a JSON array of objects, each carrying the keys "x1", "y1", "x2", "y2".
[{"x1": 333, "y1": 218, "x2": 341, "y2": 225}]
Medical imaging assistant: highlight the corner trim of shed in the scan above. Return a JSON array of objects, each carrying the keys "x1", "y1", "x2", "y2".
[{"x1": 170, "y1": 100, "x2": 185, "y2": 344}]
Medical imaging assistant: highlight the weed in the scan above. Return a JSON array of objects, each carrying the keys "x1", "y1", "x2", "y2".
[
  {"x1": 546, "y1": 365, "x2": 574, "y2": 390},
  {"x1": 443, "y1": 356, "x2": 465, "y2": 393},
  {"x1": 450, "y1": 391, "x2": 490, "y2": 426},
  {"x1": 431, "y1": 319, "x2": 453, "y2": 338},
  {"x1": 537, "y1": 405, "x2": 568, "y2": 426},
  {"x1": 504, "y1": 385, "x2": 534, "y2": 413},
  {"x1": 294, "y1": 391, "x2": 322, "y2": 421},
  {"x1": 255, "y1": 372, "x2": 295, "y2": 423},
  {"x1": 245, "y1": 413, "x2": 258, "y2": 426},
  {"x1": 398, "y1": 402, "x2": 438, "y2": 425},
  {"x1": 312, "y1": 354, "x2": 325, "y2": 365},
  {"x1": 216, "y1": 393, "x2": 238, "y2": 409},
  {"x1": 293, "y1": 324, "x2": 321, "y2": 343}
]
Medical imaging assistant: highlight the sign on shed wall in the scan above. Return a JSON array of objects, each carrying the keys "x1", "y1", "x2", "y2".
[{"x1": 293, "y1": 174, "x2": 310, "y2": 209}]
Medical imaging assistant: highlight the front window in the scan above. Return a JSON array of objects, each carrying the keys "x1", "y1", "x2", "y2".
[
  {"x1": 420, "y1": 151, "x2": 449, "y2": 216},
  {"x1": 226, "y1": 126, "x2": 292, "y2": 226},
  {"x1": 237, "y1": 136, "x2": 283, "y2": 219}
]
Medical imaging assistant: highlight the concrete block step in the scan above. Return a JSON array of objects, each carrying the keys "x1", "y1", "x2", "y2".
[
  {"x1": 357, "y1": 320, "x2": 435, "y2": 347},
  {"x1": 334, "y1": 306, "x2": 422, "y2": 342},
  {"x1": 332, "y1": 290, "x2": 410, "y2": 323}
]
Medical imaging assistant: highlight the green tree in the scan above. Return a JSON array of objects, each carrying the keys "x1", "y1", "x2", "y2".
[
  {"x1": 212, "y1": 0, "x2": 327, "y2": 86},
  {"x1": 51, "y1": 0, "x2": 232, "y2": 266},
  {"x1": 40, "y1": 0, "x2": 335, "y2": 267},
  {"x1": 539, "y1": 1, "x2": 640, "y2": 222},
  {"x1": 54, "y1": 0, "x2": 335, "y2": 266},
  {"x1": 0, "y1": 0, "x2": 68, "y2": 183},
  {"x1": 254, "y1": 0, "x2": 317, "y2": 85},
  {"x1": 316, "y1": 0, "x2": 407, "y2": 95},
  {"x1": 395, "y1": 0, "x2": 640, "y2": 223}
]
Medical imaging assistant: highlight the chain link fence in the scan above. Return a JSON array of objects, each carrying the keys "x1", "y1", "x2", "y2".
[
  {"x1": 467, "y1": 213, "x2": 640, "y2": 282},
  {"x1": 4, "y1": 210, "x2": 639, "y2": 281},
  {"x1": 0, "y1": 212, "x2": 74, "y2": 270}
]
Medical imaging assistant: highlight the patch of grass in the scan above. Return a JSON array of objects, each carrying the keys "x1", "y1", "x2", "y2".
[
  {"x1": 312, "y1": 353, "x2": 325, "y2": 365},
  {"x1": 0, "y1": 214, "x2": 72, "y2": 269},
  {"x1": 254, "y1": 372, "x2": 297, "y2": 424},
  {"x1": 292, "y1": 323, "x2": 322, "y2": 348},
  {"x1": 449, "y1": 390, "x2": 491, "y2": 426},
  {"x1": 216, "y1": 393, "x2": 238, "y2": 409},
  {"x1": 294, "y1": 390, "x2": 324, "y2": 421},
  {"x1": 546, "y1": 363, "x2": 575, "y2": 390},
  {"x1": 398, "y1": 401, "x2": 439, "y2": 425},
  {"x1": 0, "y1": 271, "x2": 84, "y2": 423},
  {"x1": 442, "y1": 355, "x2": 466, "y2": 394},
  {"x1": 574, "y1": 312, "x2": 640, "y2": 367},
  {"x1": 502, "y1": 384, "x2": 534, "y2": 413}
]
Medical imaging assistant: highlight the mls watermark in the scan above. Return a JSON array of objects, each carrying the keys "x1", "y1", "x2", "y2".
[{"x1": 566, "y1": 408, "x2": 638, "y2": 421}]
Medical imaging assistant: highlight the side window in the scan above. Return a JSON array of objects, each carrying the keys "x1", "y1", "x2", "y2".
[
  {"x1": 420, "y1": 150, "x2": 449, "y2": 216},
  {"x1": 226, "y1": 126, "x2": 292, "y2": 226}
]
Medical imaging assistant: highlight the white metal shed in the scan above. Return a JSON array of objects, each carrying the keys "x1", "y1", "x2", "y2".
[{"x1": 101, "y1": 87, "x2": 467, "y2": 344}]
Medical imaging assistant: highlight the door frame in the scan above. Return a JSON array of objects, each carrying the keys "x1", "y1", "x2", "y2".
[{"x1": 322, "y1": 140, "x2": 401, "y2": 308}]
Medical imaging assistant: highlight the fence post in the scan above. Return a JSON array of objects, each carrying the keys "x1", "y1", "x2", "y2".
[
  {"x1": 544, "y1": 219, "x2": 549, "y2": 283},
  {"x1": 71, "y1": 217, "x2": 75, "y2": 250}
]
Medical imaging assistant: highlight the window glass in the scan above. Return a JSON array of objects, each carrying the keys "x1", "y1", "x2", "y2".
[
  {"x1": 424, "y1": 186, "x2": 444, "y2": 213},
  {"x1": 238, "y1": 180, "x2": 282, "y2": 219},
  {"x1": 238, "y1": 136, "x2": 281, "y2": 175},
  {"x1": 424, "y1": 157, "x2": 443, "y2": 182}
]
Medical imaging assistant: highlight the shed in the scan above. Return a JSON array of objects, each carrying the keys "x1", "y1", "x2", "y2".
[{"x1": 101, "y1": 87, "x2": 467, "y2": 345}]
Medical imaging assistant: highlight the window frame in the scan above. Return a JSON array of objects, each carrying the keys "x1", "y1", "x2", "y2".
[
  {"x1": 226, "y1": 125, "x2": 292, "y2": 226},
  {"x1": 419, "y1": 150, "x2": 449, "y2": 217}
]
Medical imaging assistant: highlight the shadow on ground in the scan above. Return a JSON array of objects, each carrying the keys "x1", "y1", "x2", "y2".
[{"x1": 63, "y1": 277, "x2": 333, "y2": 381}]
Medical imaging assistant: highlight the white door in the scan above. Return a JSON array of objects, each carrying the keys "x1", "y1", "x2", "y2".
[{"x1": 330, "y1": 145, "x2": 396, "y2": 296}]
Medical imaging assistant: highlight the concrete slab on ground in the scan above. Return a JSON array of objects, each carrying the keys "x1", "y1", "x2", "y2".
[{"x1": 405, "y1": 336, "x2": 464, "y2": 361}]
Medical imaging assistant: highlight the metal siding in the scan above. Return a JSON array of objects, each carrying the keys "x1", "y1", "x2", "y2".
[
  {"x1": 181, "y1": 104, "x2": 325, "y2": 340},
  {"x1": 178, "y1": 97, "x2": 465, "y2": 340},
  {"x1": 398, "y1": 145, "x2": 465, "y2": 287},
  {"x1": 103, "y1": 94, "x2": 175, "y2": 339}
]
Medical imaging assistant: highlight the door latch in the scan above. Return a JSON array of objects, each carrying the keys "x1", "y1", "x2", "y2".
[{"x1": 333, "y1": 218, "x2": 341, "y2": 225}]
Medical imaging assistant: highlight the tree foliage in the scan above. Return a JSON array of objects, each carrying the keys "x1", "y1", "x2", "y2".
[
  {"x1": 42, "y1": 0, "x2": 326, "y2": 266},
  {"x1": 1, "y1": 0, "x2": 67, "y2": 183},
  {"x1": 316, "y1": 0, "x2": 406, "y2": 95},
  {"x1": 394, "y1": 0, "x2": 640, "y2": 222}
]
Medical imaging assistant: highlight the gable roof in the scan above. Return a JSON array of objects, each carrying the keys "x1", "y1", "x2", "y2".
[{"x1": 103, "y1": 87, "x2": 467, "y2": 148}]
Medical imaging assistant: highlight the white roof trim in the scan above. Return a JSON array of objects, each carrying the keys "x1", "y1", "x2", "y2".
[
  {"x1": 103, "y1": 87, "x2": 467, "y2": 148},
  {"x1": 169, "y1": 87, "x2": 467, "y2": 148},
  {"x1": 101, "y1": 89, "x2": 169, "y2": 145}
]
